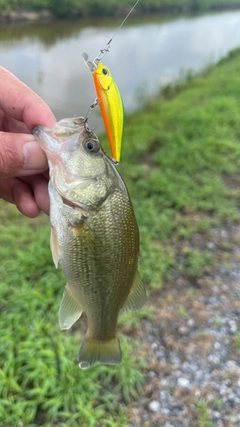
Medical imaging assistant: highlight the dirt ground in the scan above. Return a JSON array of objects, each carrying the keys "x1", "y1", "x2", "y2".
[{"x1": 127, "y1": 224, "x2": 240, "y2": 426}]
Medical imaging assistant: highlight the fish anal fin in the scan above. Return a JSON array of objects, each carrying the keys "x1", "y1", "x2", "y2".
[
  {"x1": 59, "y1": 284, "x2": 83, "y2": 330},
  {"x1": 78, "y1": 336, "x2": 121, "y2": 369},
  {"x1": 121, "y1": 271, "x2": 147, "y2": 313},
  {"x1": 50, "y1": 226, "x2": 60, "y2": 268}
]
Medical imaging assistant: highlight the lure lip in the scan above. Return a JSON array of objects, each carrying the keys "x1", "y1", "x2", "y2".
[{"x1": 82, "y1": 53, "x2": 97, "y2": 73}]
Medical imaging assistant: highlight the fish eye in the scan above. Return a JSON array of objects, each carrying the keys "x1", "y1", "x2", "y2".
[
  {"x1": 102, "y1": 68, "x2": 108, "y2": 76},
  {"x1": 84, "y1": 139, "x2": 100, "y2": 153}
]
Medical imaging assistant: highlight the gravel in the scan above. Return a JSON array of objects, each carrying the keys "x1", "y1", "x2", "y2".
[{"x1": 128, "y1": 225, "x2": 240, "y2": 426}]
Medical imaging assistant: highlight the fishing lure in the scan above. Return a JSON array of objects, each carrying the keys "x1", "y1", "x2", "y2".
[
  {"x1": 83, "y1": 0, "x2": 140, "y2": 163},
  {"x1": 82, "y1": 54, "x2": 123, "y2": 163}
]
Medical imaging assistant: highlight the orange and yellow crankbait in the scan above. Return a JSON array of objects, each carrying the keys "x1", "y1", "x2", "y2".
[
  {"x1": 83, "y1": 54, "x2": 123, "y2": 163},
  {"x1": 82, "y1": 0, "x2": 140, "y2": 163}
]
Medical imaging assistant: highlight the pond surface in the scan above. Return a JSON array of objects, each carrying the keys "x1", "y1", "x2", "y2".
[{"x1": 1, "y1": 10, "x2": 240, "y2": 131}]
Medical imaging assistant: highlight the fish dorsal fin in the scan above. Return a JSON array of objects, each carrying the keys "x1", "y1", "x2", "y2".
[
  {"x1": 121, "y1": 271, "x2": 146, "y2": 313},
  {"x1": 50, "y1": 226, "x2": 60, "y2": 268},
  {"x1": 59, "y1": 284, "x2": 83, "y2": 330}
]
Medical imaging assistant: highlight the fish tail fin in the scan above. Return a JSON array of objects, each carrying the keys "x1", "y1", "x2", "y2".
[{"x1": 78, "y1": 335, "x2": 122, "y2": 369}]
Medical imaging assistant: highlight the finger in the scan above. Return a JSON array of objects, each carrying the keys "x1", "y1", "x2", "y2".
[
  {"x1": 12, "y1": 179, "x2": 41, "y2": 218},
  {"x1": 21, "y1": 174, "x2": 50, "y2": 215},
  {"x1": 0, "y1": 177, "x2": 15, "y2": 204},
  {"x1": 0, "y1": 132, "x2": 48, "y2": 177},
  {"x1": 0, "y1": 177, "x2": 40, "y2": 218},
  {"x1": 0, "y1": 67, "x2": 56, "y2": 131},
  {"x1": 0, "y1": 110, "x2": 29, "y2": 133}
]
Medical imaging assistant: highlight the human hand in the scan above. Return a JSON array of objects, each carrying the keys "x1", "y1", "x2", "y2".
[{"x1": 0, "y1": 67, "x2": 56, "y2": 217}]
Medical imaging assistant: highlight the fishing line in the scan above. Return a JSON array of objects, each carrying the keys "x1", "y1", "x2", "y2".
[
  {"x1": 83, "y1": 0, "x2": 140, "y2": 125},
  {"x1": 94, "y1": 0, "x2": 140, "y2": 64}
]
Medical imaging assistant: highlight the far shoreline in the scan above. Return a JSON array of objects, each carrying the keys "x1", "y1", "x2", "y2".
[{"x1": 1, "y1": 3, "x2": 240, "y2": 26}]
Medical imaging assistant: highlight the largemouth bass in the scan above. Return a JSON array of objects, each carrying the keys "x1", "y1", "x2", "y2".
[{"x1": 33, "y1": 117, "x2": 146, "y2": 369}]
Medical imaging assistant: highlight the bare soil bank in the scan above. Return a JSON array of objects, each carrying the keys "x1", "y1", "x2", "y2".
[{"x1": 0, "y1": 9, "x2": 53, "y2": 25}]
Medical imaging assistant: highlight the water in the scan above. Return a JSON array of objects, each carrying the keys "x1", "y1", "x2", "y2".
[{"x1": 1, "y1": 10, "x2": 240, "y2": 131}]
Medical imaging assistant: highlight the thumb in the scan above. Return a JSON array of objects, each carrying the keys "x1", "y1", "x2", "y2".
[{"x1": 0, "y1": 132, "x2": 48, "y2": 178}]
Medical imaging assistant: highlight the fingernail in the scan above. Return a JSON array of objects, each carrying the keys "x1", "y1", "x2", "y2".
[{"x1": 23, "y1": 140, "x2": 48, "y2": 170}]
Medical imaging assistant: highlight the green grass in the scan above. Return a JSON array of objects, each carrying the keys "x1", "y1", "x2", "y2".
[
  {"x1": 2, "y1": 48, "x2": 240, "y2": 425},
  {"x1": 179, "y1": 248, "x2": 213, "y2": 278},
  {"x1": 194, "y1": 399, "x2": 215, "y2": 427},
  {"x1": 234, "y1": 331, "x2": 240, "y2": 351}
]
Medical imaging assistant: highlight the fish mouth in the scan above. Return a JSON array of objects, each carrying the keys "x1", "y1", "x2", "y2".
[{"x1": 33, "y1": 117, "x2": 87, "y2": 141}]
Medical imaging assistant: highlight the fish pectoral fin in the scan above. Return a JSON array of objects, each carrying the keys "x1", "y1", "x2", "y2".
[
  {"x1": 121, "y1": 271, "x2": 147, "y2": 313},
  {"x1": 50, "y1": 226, "x2": 60, "y2": 268},
  {"x1": 78, "y1": 336, "x2": 121, "y2": 369},
  {"x1": 59, "y1": 284, "x2": 83, "y2": 330}
]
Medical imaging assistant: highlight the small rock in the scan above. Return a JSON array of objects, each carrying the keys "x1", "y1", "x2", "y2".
[
  {"x1": 208, "y1": 354, "x2": 220, "y2": 365},
  {"x1": 212, "y1": 411, "x2": 221, "y2": 420},
  {"x1": 151, "y1": 342, "x2": 158, "y2": 350},
  {"x1": 228, "y1": 393, "x2": 239, "y2": 403},
  {"x1": 228, "y1": 320, "x2": 237, "y2": 334},
  {"x1": 207, "y1": 241, "x2": 215, "y2": 250},
  {"x1": 187, "y1": 318, "x2": 195, "y2": 328},
  {"x1": 221, "y1": 230, "x2": 228, "y2": 238},
  {"x1": 171, "y1": 354, "x2": 181, "y2": 365},
  {"x1": 159, "y1": 390, "x2": 168, "y2": 400},
  {"x1": 220, "y1": 384, "x2": 228, "y2": 396},
  {"x1": 229, "y1": 414, "x2": 237, "y2": 423},
  {"x1": 207, "y1": 393, "x2": 214, "y2": 402},
  {"x1": 148, "y1": 370, "x2": 156, "y2": 379},
  {"x1": 175, "y1": 370, "x2": 182, "y2": 378},
  {"x1": 178, "y1": 325, "x2": 190, "y2": 336},
  {"x1": 177, "y1": 377, "x2": 190, "y2": 388},
  {"x1": 148, "y1": 400, "x2": 160, "y2": 413},
  {"x1": 162, "y1": 408, "x2": 170, "y2": 415},
  {"x1": 226, "y1": 360, "x2": 238, "y2": 371}
]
